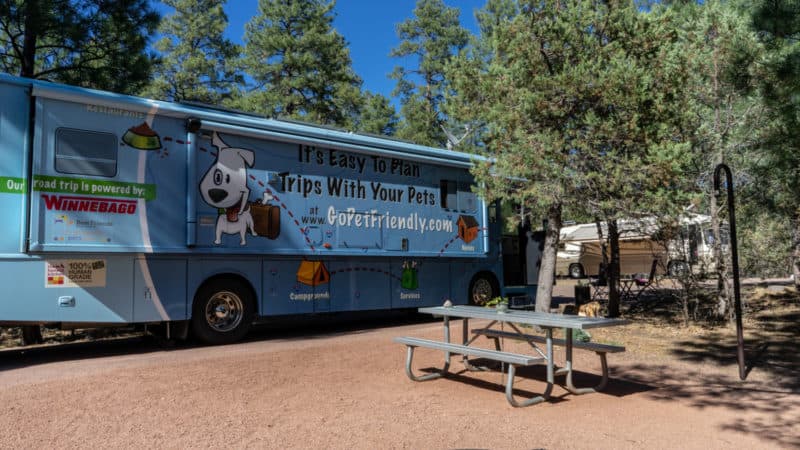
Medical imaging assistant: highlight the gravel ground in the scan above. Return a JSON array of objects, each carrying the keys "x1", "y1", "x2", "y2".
[{"x1": 0, "y1": 282, "x2": 797, "y2": 449}]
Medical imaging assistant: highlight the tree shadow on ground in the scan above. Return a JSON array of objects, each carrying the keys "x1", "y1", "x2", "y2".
[
  {"x1": 622, "y1": 285, "x2": 799, "y2": 385},
  {"x1": 620, "y1": 362, "x2": 800, "y2": 449},
  {"x1": 412, "y1": 361, "x2": 655, "y2": 404},
  {"x1": 649, "y1": 287, "x2": 798, "y2": 388},
  {"x1": 618, "y1": 286, "x2": 800, "y2": 448}
]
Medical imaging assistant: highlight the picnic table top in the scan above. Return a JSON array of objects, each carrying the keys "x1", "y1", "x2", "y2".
[{"x1": 418, "y1": 305, "x2": 628, "y2": 330}]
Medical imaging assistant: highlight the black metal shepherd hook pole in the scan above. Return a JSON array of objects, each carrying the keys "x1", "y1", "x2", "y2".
[{"x1": 713, "y1": 164, "x2": 746, "y2": 380}]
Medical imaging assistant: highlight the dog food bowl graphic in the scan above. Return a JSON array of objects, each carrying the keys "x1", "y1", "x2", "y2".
[{"x1": 122, "y1": 122, "x2": 162, "y2": 150}]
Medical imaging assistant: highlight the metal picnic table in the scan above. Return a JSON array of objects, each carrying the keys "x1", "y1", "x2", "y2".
[{"x1": 395, "y1": 305, "x2": 628, "y2": 407}]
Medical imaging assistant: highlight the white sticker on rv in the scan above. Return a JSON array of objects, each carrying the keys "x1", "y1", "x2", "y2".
[{"x1": 45, "y1": 259, "x2": 107, "y2": 288}]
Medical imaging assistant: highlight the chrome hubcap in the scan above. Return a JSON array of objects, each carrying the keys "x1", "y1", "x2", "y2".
[
  {"x1": 205, "y1": 291, "x2": 244, "y2": 332},
  {"x1": 472, "y1": 279, "x2": 493, "y2": 305}
]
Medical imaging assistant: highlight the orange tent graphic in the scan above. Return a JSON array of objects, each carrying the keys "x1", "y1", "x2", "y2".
[{"x1": 296, "y1": 260, "x2": 330, "y2": 286}]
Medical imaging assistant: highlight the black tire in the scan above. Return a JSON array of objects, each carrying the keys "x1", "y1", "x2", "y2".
[
  {"x1": 468, "y1": 273, "x2": 499, "y2": 306},
  {"x1": 568, "y1": 263, "x2": 585, "y2": 279},
  {"x1": 192, "y1": 278, "x2": 255, "y2": 345},
  {"x1": 667, "y1": 261, "x2": 688, "y2": 277}
]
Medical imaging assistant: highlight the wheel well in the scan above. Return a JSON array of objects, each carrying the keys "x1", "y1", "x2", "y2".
[
  {"x1": 568, "y1": 263, "x2": 584, "y2": 271},
  {"x1": 470, "y1": 270, "x2": 499, "y2": 286},
  {"x1": 193, "y1": 274, "x2": 259, "y2": 317},
  {"x1": 469, "y1": 271, "x2": 500, "y2": 300}
]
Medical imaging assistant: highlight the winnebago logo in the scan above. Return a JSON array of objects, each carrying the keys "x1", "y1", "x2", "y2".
[{"x1": 41, "y1": 195, "x2": 137, "y2": 214}]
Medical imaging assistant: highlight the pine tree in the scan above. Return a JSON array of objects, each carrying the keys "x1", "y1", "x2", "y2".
[
  {"x1": 236, "y1": 0, "x2": 362, "y2": 127},
  {"x1": 751, "y1": 0, "x2": 800, "y2": 287},
  {"x1": 448, "y1": 0, "x2": 693, "y2": 315},
  {"x1": 390, "y1": 0, "x2": 469, "y2": 147},
  {"x1": 474, "y1": 0, "x2": 518, "y2": 44},
  {"x1": 144, "y1": 0, "x2": 241, "y2": 104},
  {"x1": 353, "y1": 92, "x2": 398, "y2": 136},
  {"x1": 0, "y1": 0, "x2": 159, "y2": 94},
  {"x1": 674, "y1": 0, "x2": 765, "y2": 318}
]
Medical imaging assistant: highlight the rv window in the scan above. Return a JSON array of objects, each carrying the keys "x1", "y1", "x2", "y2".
[
  {"x1": 439, "y1": 180, "x2": 456, "y2": 209},
  {"x1": 456, "y1": 181, "x2": 477, "y2": 212},
  {"x1": 704, "y1": 229, "x2": 714, "y2": 246},
  {"x1": 704, "y1": 228, "x2": 730, "y2": 246},
  {"x1": 55, "y1": 128, "x2": 118, "y2": 177},
  {"x1": 440, "y1": 179, "x2": 477, "y2": 212}
]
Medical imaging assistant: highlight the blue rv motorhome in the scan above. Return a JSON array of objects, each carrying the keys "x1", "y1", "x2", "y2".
[{"x1": 0, "y1": 74, "x2": 541, "y2": 344}]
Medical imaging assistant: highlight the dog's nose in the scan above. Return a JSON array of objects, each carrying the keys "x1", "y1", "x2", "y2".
[{"x1": 208, "y1": 188, "x2": 228, "y2": 203}]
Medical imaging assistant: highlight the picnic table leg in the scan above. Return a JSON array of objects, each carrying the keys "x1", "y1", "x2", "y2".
[
  {"x1": 504, "y1": 364, "x2": 548, "y2": 407},
  {"x1": 443, "y1": 316, "x2": 451, "y2": 367},
  {"x1": 403, "y1": 344, "x2": 449, "y2": 381},
  {"x1": 565, "y1": 326, "x2": 573, "y2": 376},
  {"x1": 402, "y1": 317, "x2": 454, "y2": 382},
  {"x1": 463, "y1": 319, "x2": 500, "y2": 372},
  {"x1": 561, "y1": 327, "x2": 610, "y2": 394},
  {"x1": 461, "y1": 318, "x2": 470, "y2": 367},
  {"x1": 546, "y1": 327, "x2": 555, "y2": 385},
  {"x1": 460, "y1": 318, "x2": 480, "y2": 370},
  {"x1": 505, "y1": 328, "x2": 554, "y2": 407}
]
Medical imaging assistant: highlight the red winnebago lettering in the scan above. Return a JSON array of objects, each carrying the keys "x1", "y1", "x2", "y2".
[{"x1": 41, "y1": 194, "x2": 137, "y2": 214}]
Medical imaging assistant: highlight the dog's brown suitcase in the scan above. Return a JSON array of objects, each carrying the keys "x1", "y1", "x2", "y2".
[{"x1": 250, "y1": 201, "x2": 280, "y2": 239}]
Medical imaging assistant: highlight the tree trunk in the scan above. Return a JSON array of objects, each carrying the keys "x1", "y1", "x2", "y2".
[
  {"x1": 20, "y1": 0, "x2": 40, "y2": 78},
  {"x1": 535, "y1": 201, "x2": 562, "y2": 313},
  {"x1": 606, "y1": 219, "x2": 621, "y2": 318},
  {"x1": 594, "y1": 217, "x2": 609, "y2": 276},
  {"x1": 793, "y1": 211, "x2": 800, "y2": 289},
  {"x1": 710, "y1": 168, "x2": 732, "y2": 318},
  {"x1": 707, "y1": 28, "x2": 734, "y2": 319}
]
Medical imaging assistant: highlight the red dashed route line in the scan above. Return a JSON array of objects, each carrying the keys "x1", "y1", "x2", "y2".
[
  {"x1": 161, "y1": 136, "x2": 189, "y2": 144},
  {"x1": 438, "y1": 227, "x2": 487, "y2": 256},
  {"x1": 120, "y1": 135, "x2": 191, "y2": 159},
  {"x1": 199, "y1": 146, "x2": 218, "y2": 157},
  {"x1": 248, "y1": 174, "x2": 316, "y2": 251},
  {"x1": 328, "y1": 267, "x2": 402, "y2": 282},
  {"x1": 119, "y1": 136, "x2": 190, "y2": 146}
]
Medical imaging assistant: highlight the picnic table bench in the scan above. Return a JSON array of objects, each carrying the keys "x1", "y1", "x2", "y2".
[
  {"x1": 472, "y1": 328, "x2": 625, "y2": 392},
  {"x1": 395, "y1": 305, "x2": 628, "y2": 407},
  {"x1": 394, "y1": 336, "x2": 546, "y2": 406}
]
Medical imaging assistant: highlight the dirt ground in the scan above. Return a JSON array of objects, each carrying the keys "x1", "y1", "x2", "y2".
[{"x1": 0, "y1": 280, "x2": 797, "y2": 449}]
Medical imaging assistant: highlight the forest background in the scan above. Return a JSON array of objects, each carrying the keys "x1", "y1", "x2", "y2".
[{"x1": 2, "y1": 0, "x2": 798, "y2": 322}]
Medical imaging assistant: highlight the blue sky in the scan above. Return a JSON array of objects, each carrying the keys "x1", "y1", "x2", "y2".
[{"x1": 156, "y1": 0, "x2": 487, "y2": 102}]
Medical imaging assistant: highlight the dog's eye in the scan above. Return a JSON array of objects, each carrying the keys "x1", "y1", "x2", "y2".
[
  {"x1": 225, "y1": 174, "x2": 230, "y2": 184},
  {"x1": 213, "y1": 169, "x2": 222, "y2": 185}
]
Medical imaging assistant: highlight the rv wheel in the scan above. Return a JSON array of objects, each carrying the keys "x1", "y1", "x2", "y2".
[
  {"x1": 192, "y1": 278, "x2": 254, "y2": 345},
  {"x1": 468, "y1": 273, "x2": 499, "y2": 306},
  {"x1": 568, "y1": 263, "x2": 585, "y2": 279}
]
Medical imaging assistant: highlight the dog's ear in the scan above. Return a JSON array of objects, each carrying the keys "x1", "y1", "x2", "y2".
[
  {"x1": 237, "y1": 148, "x2": 255, "y2": 167},
  {"x1": 212, "y1": 132, "x2": 229, "y2": 151}
]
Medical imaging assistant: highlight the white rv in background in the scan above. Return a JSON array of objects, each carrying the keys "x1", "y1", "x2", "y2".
[{"x1": 556, "y1": 214, "x2": 725, "y2": 278}]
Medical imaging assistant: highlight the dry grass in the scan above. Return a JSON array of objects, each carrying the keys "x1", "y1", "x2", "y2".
[{"x1": 586, "y1": 281, "x2": 799, "y2": 387}]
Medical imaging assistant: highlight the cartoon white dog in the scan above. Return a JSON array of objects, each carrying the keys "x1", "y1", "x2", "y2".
[{"x1": 200, "y1": 133, "x2": 257, "y2": 245}]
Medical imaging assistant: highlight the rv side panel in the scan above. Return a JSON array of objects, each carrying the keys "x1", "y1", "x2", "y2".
[{"x1": 0, "y1": 80, "x2": 30, "y2": 254}]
